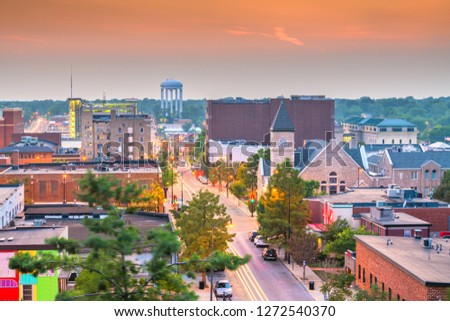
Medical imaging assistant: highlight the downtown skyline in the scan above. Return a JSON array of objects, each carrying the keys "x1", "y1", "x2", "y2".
[{"x1": 1, "y1": 0, "x2": 449, "y2": 101}]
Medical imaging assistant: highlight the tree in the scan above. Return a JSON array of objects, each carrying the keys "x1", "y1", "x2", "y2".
[
  {"x1": 324, "y1": 226, "x2": 372, "y2": 258},
  {"x1": 229, "y1": 180, "x2": 247, "y2": 201},
  {"x1": 433, "y1": 170, "x2": 450, "y2": 203},
  {"x1": 354, "y1": 284, "x2": 387, "y2": 301},
  {"x1": 175, "y1": 189, "x2": 249, "y2": 283},
  {"x1": 9, "y1": 173, "x2": 197, "y2": 301},
  {"x1": 182, "y1": 121, "x2": 193, "y2": 133},
  {"x1": 257, "y1": 160, "x2": 310, "y2": 259},
  {"x1": 289, "y1": 231, "x2": 319, "y2": 266},
  {"x1": 304, "y1": 180, "x2": 320, "y2": 198},
  {"x1": 162, "y1": 164, "x2": 178, "y2": 189},
  {"x1": 323, "y1": 218, "x2": 350, "y2": 243},
  {"x1": 320, "y1": 273, "x2": 354, "y2": 301},
  {"x1": 129, "y1": 182, "x2": 165, "y2": 212}
]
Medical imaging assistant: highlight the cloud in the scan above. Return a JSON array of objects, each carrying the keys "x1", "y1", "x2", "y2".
[
  {"x1": 0, "y1": 34, "x2": 48, "y2": 43},
  {"x1": 226, "y1": 27, "x2": 304, "y2": 46},
  {"x1": 273, "y1": 27, "x2": 304, "y2": 46}
]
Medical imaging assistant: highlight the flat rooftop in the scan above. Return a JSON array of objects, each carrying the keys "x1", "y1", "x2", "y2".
[
  {"x1": 309, "y1": 188, "x2": 445, "y2": 207},
  {"x1": 360, "y1": 211, "x2": 432, "y2": 227},
  {"x1": 355, "y1": 235, "x2": 450, "y2": 286},
  {"x1": 0, "y1": 185, "x2": 21, "y2": 205},
  {"x1": 0, "y1": 226, "x2": 67, "y2": 248},
  {"x1": 2, "y1": 167, "x2": 158, "y2": 176}
]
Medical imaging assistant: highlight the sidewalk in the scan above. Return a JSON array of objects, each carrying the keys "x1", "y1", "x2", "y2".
[{"x1": 277, "y1": 249, "x2": 326, "y2": 301}]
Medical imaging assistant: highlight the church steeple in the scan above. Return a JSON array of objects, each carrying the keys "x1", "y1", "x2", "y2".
[
  {"x1": 270, "y1": 101, "x2": 295, "y2": 175},
  {"x1": 270, "y1": 101, "x2": 295, "y2": 132}
]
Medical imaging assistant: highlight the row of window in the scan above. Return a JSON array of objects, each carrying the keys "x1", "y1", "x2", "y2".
[
  {"x1": 409, "y1": 170, "x2": 438, "y2": 180},
  {"x1": 381, "y1": 139, "x2": 413, "y2": 144},
  {"x1": 357, "y1": 265, "x2": 404, "y2": 300}
]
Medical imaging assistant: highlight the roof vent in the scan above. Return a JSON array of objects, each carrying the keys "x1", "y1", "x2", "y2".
[
  {"x1": 423, "y1": 238, "x2": 433, "y2": 249},
  {"x1": 0, "y1": 238, "x2": 5, "y2": 242},
  {"x1": 7, "y1": 237, "x2": 13, "y2": 242}
]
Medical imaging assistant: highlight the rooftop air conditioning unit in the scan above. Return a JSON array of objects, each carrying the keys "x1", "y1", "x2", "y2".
[{"x1": 422, "y1": 238, "x2": 433, "y2": 249}]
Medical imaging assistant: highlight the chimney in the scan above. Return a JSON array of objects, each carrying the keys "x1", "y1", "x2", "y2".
[{"x1": 12, "y1": 150, "x2": 19, "y2": 170}]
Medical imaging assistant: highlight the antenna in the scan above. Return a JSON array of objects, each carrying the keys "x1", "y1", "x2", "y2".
[{"x1": 70, "y1": 64, "x2": 73, "y2": 99}]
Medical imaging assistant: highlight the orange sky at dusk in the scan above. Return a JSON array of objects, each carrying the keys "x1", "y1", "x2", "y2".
[{"x1": 1, "y1": 0, "x2": 449, "y2": 100}]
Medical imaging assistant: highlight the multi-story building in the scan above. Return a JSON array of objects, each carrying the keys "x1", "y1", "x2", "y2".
[
  {"x1": 355, "y1": 235, "x2": 450, "y2": 301},
  {"x1": 342, "y1": 116, "x2": 418, "y2": 148},
  {"x1": 206, "y1": 96, "x2": 335, "y2": 151},
  {"x1": 0, "y1": 184, "x2": 24, "y2": 229},
  {"x1": 79, "y1": 103, "x2": 153, "y2": 161},
  {"x1": 377, "y1": 150, "x2": 450, "y2": 197},
  {"x1": 0, "y1": 108, "x2": 24, "y2": 148},
  {"x1": 0, "y1": 226, "x2": 68, "y2": 301}
]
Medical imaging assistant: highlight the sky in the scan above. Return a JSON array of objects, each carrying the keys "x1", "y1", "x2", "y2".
[{"x1": 1, "y1": 0, "x2": 449, "y2": 101}]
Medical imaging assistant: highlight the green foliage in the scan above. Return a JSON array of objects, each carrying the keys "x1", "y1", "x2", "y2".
[
  {"x1": 354, "y1": 284, "x2": 387, "y2": 301},
  {"x1": 324, "y1": 225, "x2": 372, "y2": 257},
  {"x1": 229, "y1": 180, "x2": 247, "y2": 199},
  {"x1": 433, "y1": 170, "x2": 450, "y2": 203},
  {"x1": 323, "y1": 218, "x2": 350, "y2": 243},
  {"x1": 257, "y1": 160, "x2": 310, "y2": 254},
  {"x1": 9, "y1": 173, "x2": 197, "y2": 301},
  {"x1": 182, "y1": 121, "x2": 193, "y2": 133},
  {"x1": 161, "y1": 164, "x2": 178, "y2": 188},
  {"x1": 304, "y1": 180, "x2": 320, "y2": 198},
  {"x1": 335, "y1": 96, "x2": 450, "y2": 141},
  {"x1": 320, "y1": 273, "x2": 354, "y2": 301},
  {"x1": 176, "y1": 189, "x2": 234, "y2": 259}
]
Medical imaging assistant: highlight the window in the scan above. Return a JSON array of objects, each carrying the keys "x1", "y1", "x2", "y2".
[
  {"x1": 382, "y1": 282, "x2": 385, "y2": 292},
  {"x1": 374, "y1": 277, "x2": 378, "y2": 285},
  {"x1": 370, "y1": 273, "x2": 373, "y2": 286},
  {"x1": 118, "y1": 128, "x2": 122, "y2": 134},
  {"x1": 140, "y1": 127, "x2": 144, "y2": 133},
  {"x1": 404, "y1": 229, "x2": 411, "y2": 237},
  {"x1": 329, "y1": 172, "x2": 337, "y2": 184},
  {"x1": 362, "y1": 268, "x2": 366, "y2": 283},
  {"x1": 382, "y1": 139, "x2": 385, "y2": 144},
  {"x1": 23, "y1": 285, "x2": 33, "y2": 301},
  {"x1": 432, "y1": 170, "x2": 437, "y2": 180},
  {"x1": 411, "y1": 171, "x2": 418, "y2": 180},
  {"x1": 424, "y1": 170, "x2": 429, "y2": 180},
  {"x1": 388, "y1": 288, "x2": 392, "y2": 301},
  {"x1": 392, "y1": 139, "x2": 395, "y2": 144},
  {"x1": 397, "y1": 294, "x2": 401, "y2": 301},
  {"x1": 339, "y1": 181, "x2": 346, "y2": 192},
  {"x1": 358, "y1": 265, "x2": 361, "y2": 280},
  {"x1": 409, "y1": 139, "x2": 412, "y2": 144}
]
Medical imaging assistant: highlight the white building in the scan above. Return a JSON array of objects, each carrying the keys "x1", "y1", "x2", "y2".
[{"x1": 0, "y1": 184, "x2": 24, "y2": 229}]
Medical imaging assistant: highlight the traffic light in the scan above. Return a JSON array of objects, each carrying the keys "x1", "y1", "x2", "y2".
[{"x1": 249, "y1": 192, "x2": 256, "y2": 203}]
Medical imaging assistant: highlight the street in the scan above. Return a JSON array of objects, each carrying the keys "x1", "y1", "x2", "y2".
[{"x1": 172, "y1": 166, "x2": 314, "y2": 301}]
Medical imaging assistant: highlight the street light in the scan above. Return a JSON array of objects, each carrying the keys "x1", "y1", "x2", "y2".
[
  {"x1": 287, "y1": 186, "x2": 291, "y2": 265},
  {"x1": 63, "y1": 173, "x2": 67, "y2": 204}
]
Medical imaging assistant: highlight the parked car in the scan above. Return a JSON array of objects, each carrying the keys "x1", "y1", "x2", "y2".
[
  {"x1": 261, "y1": 248, "x2": 277, "y2": 260},
  {"x1": 214, "y1": 280, "x2": 232, "y2": 298},
  {"x1": 248, "y1": 230, "x2": 258, "y2": 242},
  {"x1": 254, "y1": 235, "x2": 269, "y2": 248}
]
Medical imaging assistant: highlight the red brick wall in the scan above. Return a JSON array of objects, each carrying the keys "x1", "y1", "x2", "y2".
[
  {"x1": 354, "y1": 207, "x2": 450, "y2": 232},
  {"x1": 206, "y1": 98, "x2": 334, "y2": 148},
  {"x1": 355, "y1": 241, "x2": 432, "y2": 300},
  {"x1": 0, "y1": 171, "x2": 159, "y2": 204}
]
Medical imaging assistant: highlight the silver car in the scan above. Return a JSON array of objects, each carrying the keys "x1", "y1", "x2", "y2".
[{"x1": 214, "y1": 280, "x2": 232, "y2": 298}]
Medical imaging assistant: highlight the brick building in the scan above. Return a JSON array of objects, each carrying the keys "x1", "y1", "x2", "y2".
[
  {"x1": 308, "y1": 189, "x2": 450, "y2": 232},
  {"x1": 0, "y1": 147, "x2": 55, "y2": 165},
  {"x1": 377, "y1": 150, "x2": 450, "y2": 197},
  {"x1": 355, "y1": 235, "x2": 450, "y2": 301},
  {"x1": 206, "y1": 96, "x2": 335, "y2": 150},
  {"x1": 360, "y1": 207, "x2": 431, "y2": 237},
  {"x1": 0, "y1": 108, "x2": 24, "y2": 148},
  {"x1": 0, "y1": 164, "x2": 160, "y2": 204},
  {"x1": 80, "y1": 107, "x2": 153, "y2": 161}
]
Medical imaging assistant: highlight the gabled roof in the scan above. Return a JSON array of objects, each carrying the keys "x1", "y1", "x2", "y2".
[
  {"x1": 270, "y1": 101, "x2": 295, "y2": 132},
  {"x1": 388, "y1": 151, "x2": 450, "y2": 169},
  {"x1": 344, "y1": 148, "x2": 364, "y2": 168},
  {"x1": 377, "y1": 119, "x2": 416, "y2": 127}
]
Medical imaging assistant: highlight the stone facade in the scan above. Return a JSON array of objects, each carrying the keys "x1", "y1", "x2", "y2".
[
  {"x1": 270, "y1": 131, "x2": 294, "y2": 175},
  {"x1": 300, "y1": 141, "x2": 373, "y2": 194}
]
